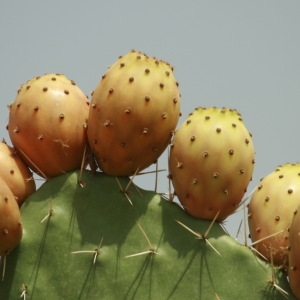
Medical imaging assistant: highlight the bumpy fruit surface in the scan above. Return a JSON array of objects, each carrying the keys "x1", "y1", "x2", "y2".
[
  {"x1": 248, "y1": 163, "x2": 300, "y2": 267},
  {"x1": 0, "y1": 141, "x2": 36, "y2": 206},
  {"x1": 0, "y1": 177, "x2": 22, "y2": 256},
  {"x1": 169, "y1": 107, "x2": 255, "y2": 221},
  {"x1": 288, "y1": 204, "x2": 300, "y2": 299},
  {"x1": 7, "y1": 73, "x2": 89, "y2": 178},
  {"x1": 88, "y1": 50, "x2": 181, "y2": 176}
]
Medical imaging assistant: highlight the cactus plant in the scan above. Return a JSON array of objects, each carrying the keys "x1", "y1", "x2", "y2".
[
  {"x1": 7, "y1": 73, "x2": 89, "y2": 179},
  {"x1": 248, "y1": 163, "x2": 300, "y2": 267},
  {"x1": 0, "y1": 170, "x2": 294, "y2": 299},
  {"x1": 87, "y1": 50, "x2": 181, "y2": 176},
  {"x1": 0, "y1": 141, "x2": 36, "y2": 206},
  {"x1": 169, "y1": 107, "x2": 255, "y2": 222}
]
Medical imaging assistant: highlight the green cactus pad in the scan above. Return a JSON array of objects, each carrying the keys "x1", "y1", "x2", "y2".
[{"x1": 0, "y1": 170, "x2": 295, "y2": 299}]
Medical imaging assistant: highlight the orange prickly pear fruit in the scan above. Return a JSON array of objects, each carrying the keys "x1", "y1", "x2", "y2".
[
  {"x1": 88, "y1": 50, "x2": 181, "y2": 176},
  {"x1": 0, "y1": 141, "x2": 35, "y2": 206},
  {"x1": 288, "y1": 204, "x2": 300, "y2": 299},
  {"x1": 7, "y1": 73, "x2": 89, "y2": 178},
  {"x1": 248, "y1": 163, "x2": 300, "y2": 267},
  {"x1": 0, "y1": 177, "x2": 22, "y2": 257}
]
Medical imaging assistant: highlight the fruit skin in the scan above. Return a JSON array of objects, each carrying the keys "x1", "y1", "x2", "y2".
[
  {"x1": 7, "y1": 73, "x2": 89, "y2": 179},
  {"x1": 248, "y1": 163, "x2": 300, "y2": 267},
  {"x1": 0, "y1": 141, "x2": 36, "y2": 206},
  {"x1": 88, "y1": 50, "x2": 181, "y2": 176},
  {"x1": 169, "y1": 107, "x2": 255, "y2": 222},
  {"x1": 288, "y1": 204, "x2": 300, "y2": 299},
  {"x1": 0, "y1": 170, "x2": 294, "y2": 299},
  {"x1": 0, "y1": 177, "x2": 22, "y2": 257}
]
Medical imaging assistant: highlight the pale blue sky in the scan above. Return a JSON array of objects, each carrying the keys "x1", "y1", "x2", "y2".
[{"x1": 1, "y1": 1, "x2": 300, "y2": 237}]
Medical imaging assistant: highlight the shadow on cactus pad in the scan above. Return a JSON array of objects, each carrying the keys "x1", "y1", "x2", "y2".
[{"x1": 0, "y1": 170, "x2": 295, "y2": 299}]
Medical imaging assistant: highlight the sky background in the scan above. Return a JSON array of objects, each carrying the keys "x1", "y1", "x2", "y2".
[{"x1": 1, "y1": 1, "x2": 299, "y2": 239}]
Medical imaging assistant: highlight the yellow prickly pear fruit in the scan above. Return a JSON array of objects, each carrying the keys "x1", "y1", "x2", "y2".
[{"x1": 169, "y1": 107, "x2": 255, "y2": 222}]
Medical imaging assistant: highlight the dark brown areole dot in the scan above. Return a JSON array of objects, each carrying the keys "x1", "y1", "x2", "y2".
[
  {"x1": 145, "y1": 96, "x2": 150, "y2": 102},
  {"x1": 59, "y1": 114, "x2": 65, "y2": 120},
  {"x1": 145, "y1": 68, "x2": 150, "y2": 74},
  {"x1": 288, "y1": 188, "x2": 293, "y2": 194},
  {"x1": 162, "y1": 113, "x2": 167, "y2": 119},
  {"x1": 265, "y1": 196, "x2": 270, "y2": 202},
  {"x1": 43, "y1": 87, "x2": 48, "y2": 92},
  {"x1": 190, "y1": 136, "x2": 196, "y2": 142},
  {"x1": 229, "y1": 149, "x2": 234, "y2": 155},
  {"x1": 216, "y1": 128, "x2": 222, "y2": 133},
  {"x1": 124, "y1": 108, "x2": 131, "y2": 114},
  {"x1": 64, "y1": 90, "x2": 69, "y2": 95},
  {"x1": 129, "y1": 77, "x2": 134, "y2": 83},
  {"x1": 275, "y1": 216, "x2": 280, "y2": 221},
  {"x1": 159, "y1": 83, "x2": 164, "y2": 89},
  {"x1": 10, "y1": 170, "x2": 14, "y2": 175},
  {"x1": 109, "y1": 88, "x2": 114, "y2": 94},
  {"x1": 38, "y1": 134, "x2": 44, "y2": 140},
  {"x1": 34, "y1": 106, "x2": 39, "y2": 111},
  {"x1": 203, "y1": 151, "x2": 209, "y2": 157}
]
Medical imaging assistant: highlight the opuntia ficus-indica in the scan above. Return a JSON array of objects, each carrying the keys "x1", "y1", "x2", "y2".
[
  {"x1": 88, "y1": 50, "x2": 181, "y2": 176},
  {"x1": 248, "y1": 163, "x2": 300, "y2": 267},
  {"x1": 7, "y1": 73, "x2": 89, "y2": 179},
  {"x1": 169, "y1": 107, "x2": 255, "y2": 222}
]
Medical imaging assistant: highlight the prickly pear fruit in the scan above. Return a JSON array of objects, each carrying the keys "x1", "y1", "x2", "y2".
[
  {"x1": 0, "y1": 177, "x2": 22, "y2": 257},
  {"x1": 88, "y1": 50, "x2": 181, "y2": 176},
  {"x1": 0, "y1": 170, "x2": 294, "y2": 299},
  {"x1": 0, "y1": 141, "x2": 36, "y2": 206},
  {"x1": 248, "y1": 163, "x2": 300, "y2": 267},
  {"x1": 169, "y1": 107, "x2": 255, "y2": 222},
  {"x1": 288, "y1": 204, "x2": 300, "y2": 299},
  {"x1": 7, "y1": 73, "x2": 89, "y2": 178}
]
